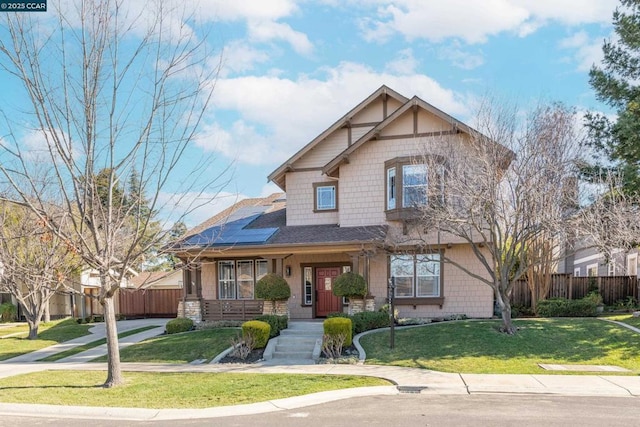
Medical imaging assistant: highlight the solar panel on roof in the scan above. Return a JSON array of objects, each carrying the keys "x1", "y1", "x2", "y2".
[{"x1": 182, "y1": 213, "x2": 278, "y2": 247}]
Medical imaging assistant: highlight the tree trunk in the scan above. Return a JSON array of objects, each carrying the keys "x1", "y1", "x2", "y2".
[
  {"x1": 102, "y1": 295, "x2": 123, "y2": 388},
  {"x1": 26, "y1": 317, "x2": 39, "y2": 340},
  {"x1": 495, "y1": 288, "x2": 517, "y2": 335},
  {"x1": 44, "y1": 301, "x2": 51, "y2": 323}
]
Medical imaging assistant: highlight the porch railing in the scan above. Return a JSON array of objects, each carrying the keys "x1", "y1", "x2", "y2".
[{"x1": 202, "y1": 299, "x2": 264, "y2": 321}]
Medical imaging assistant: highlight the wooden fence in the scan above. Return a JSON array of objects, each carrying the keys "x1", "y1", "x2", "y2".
[
  {"x1": 202, "y1": 300, "x2": 264, "y2": 321},
  {"x1": 511, "y1": 274, "x2": 640, "y2": 307},
  {"x1": 82, "y1": 288, "x2": 181, "y2": 318}
]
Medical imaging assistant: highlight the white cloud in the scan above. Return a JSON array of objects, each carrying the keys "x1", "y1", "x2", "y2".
[
  {"x1": 201, "y1": 61, "x2": 469, "y2": 166},
  {"x1": 438, "y1": 43, "x2": 485, "y2": 70},
  {"x1": 357, "y1": 0, "x2": 617, "y2": 45},
  {"x1": 248, "y1": 20, "x2": 313, "y2": 55},
  {"x1": 194, "y1": 0, "x2": 299, "y2": 22},
  {"x1": 384, "y1": 48, "x2": 418, "y2": 75},
  {"x1": 220, "y1": 40, "x2": 271, "y2": 76},
  {"x1": 559, "y1": 31, "x2": 606, "y2": 72}
]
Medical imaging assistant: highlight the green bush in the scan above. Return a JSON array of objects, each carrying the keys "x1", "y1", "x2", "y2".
[
  {"x1": 536, "y1": 297, "x2": 597, "y2": 317},
  {"x1": 253, "y1": 314, "x2": 288, "y2": 338},
  {"x1": 0, "y1": 302, "x2": 17, "y2": 322},
  {"x1": 332, "y1": 272, "x2": 367, "y2": 298},
  {"x1": 350, "y1": 311, "x2": 389, "y2": 334},
  {"x1": 255, "y1": 273, "x2": 291, "y2": 301},
  {"x1": 242, "y1": 320, "x2": 271, "y2": 348},
  {"x1": 166, "y1": 317, "x2": 194, "y2": 334},
  {"x1": 323, "y1": 317, "x2": 352, "y2": 347}
]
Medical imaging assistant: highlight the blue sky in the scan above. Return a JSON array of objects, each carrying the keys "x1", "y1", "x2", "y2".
[{"x1": 0, "y1": 1, "x2": 622, "y2": 226}]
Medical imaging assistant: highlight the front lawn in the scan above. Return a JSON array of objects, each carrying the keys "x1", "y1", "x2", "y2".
[
  {"x1": 0, "y1": 319, "x2": 92, "y2": 361},
  {"x1": 602, "y1": 314, "x2": 640, "y2": 329},
  {"x1": 360, "y1": 318, "x2": 640, "y2": 374},
  {"x1": 92, "y1": 328, "x2": 240, "y2": 363},
  {"x1": 0, "y1": 371, "x2": 390, "y2": 408}
]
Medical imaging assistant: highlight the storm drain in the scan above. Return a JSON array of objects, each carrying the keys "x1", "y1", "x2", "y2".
[{"x1": 397, "y1": 386, "x2": 428, "y2": 394}]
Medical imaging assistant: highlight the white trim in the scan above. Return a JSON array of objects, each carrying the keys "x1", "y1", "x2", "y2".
[
  {"x1": 627, "y1": 254, "x2": 638, "y2": 277},
  {"x1": 573, "y1": 267, "x2": 580, "y2": 277},
  {"x1": 573, "y1": 253, "x2": 602, "y2": 265},
  {"x1": 586, "y1": 263, "x2": 598, "y2": 277}
]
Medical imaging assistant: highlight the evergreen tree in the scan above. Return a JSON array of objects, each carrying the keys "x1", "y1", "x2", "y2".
[{"x1": 586, "y1": 0, "x2": 640, "y2": 193}]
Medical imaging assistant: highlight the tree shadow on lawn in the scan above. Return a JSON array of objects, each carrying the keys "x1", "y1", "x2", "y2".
[{"x1": 364, "y1": 319, "x2": 640, "y2": 367}]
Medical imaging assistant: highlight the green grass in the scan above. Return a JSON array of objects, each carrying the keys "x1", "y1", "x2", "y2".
[
  {"x1": 602, "y1": 314, "x2": 640, "y2": 329},
  {"x1": 0, "y1": 319, "x2": 92, "y2": 361},
  {"x1": 92, "y1": 328, "x2": 240, "y2": 363},
  {"x1": 360, "y1": 318, "x2": 640, "y2": 374},
  {"x1": 0, "y1": 326, "x2": 29, "y2": 338},
  {"x1": 38, "y1": 326, "x2": 160, "y2": 362},
  {"x1": 0, "y1": 371, "x2": 390, "y2": 408}
]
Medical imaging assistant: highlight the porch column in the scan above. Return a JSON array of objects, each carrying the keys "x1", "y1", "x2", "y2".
[{"x1": 348, "y1": 253, "x2": 360, "y2": 276}]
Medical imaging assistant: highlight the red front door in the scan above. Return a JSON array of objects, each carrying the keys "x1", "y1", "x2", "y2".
[{"x1": 316, "y1": 267, "x2": 342, "y2": 317}]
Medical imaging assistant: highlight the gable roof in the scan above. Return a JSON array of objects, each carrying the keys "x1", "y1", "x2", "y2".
[
  {"x1": 267, "y1": 85, "x2": 408, "y2": 190},
  {"x1": 323, "y1": 96, "x2": 472, "y2": 176}
]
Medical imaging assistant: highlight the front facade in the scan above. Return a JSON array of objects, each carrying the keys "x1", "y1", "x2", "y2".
[{"x1": 173, "y1": 86, "x2": 494, "y2": 321}]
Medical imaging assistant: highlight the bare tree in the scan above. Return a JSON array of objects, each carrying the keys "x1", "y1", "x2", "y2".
[
  {"x1": 0, "y1": 202, "x2": 81, "y2": 339},
  {"x1": 0, "y1": 0, "x2": 224, "y2": 386},
  {"x1": 409, "y1": 102, "x2": 580, "y2": 334}
]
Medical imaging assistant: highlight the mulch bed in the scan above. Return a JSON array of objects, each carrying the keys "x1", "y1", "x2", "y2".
[{"x1": 218, "y1": 347, "x2": 265, "y2": 364}]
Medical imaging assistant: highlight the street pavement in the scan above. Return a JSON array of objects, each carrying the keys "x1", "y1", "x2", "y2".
[{"x1": 0, "y1": 318, "x2": 640, "y2": 421}]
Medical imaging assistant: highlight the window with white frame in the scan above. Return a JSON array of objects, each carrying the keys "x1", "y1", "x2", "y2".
[
  {"x1": 219, "y1": 259, "x2": 269, "y2": 300},
  {"x1": 387, "y1": 167, "x2": 396, "y2": 210},
  {"x1": 402, "y1": 164, "x2": 428, "y2": 208},
  {"x1": 608, "y1": 262, "x2": 616, "y2": 276},
  {"x1": 573, "y1": 267, "x2": 581, "y2": 277},
  {"x1": 313, "y1": 182, "x2": 337, "y2": 211},
  {"x1": 586, "y1": 263, "x2": 598, "y2": 277},
  {"x1": 303, "y1": 267, "x2": 313, "y2": 305},
  {"x1": 390, "y1": 253, "x2": 441, "y2": 298},
  {"x1": 628, "y1": 254, "x2": 638, "y2": 276}
]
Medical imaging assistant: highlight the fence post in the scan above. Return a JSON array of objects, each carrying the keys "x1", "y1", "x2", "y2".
[{"x1": 568, "y1": 274, "x2": 573, "y2": 300}]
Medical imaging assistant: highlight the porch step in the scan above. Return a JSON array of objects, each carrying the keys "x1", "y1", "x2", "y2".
[{"x1": 264, "y1": 321, "x2": 324, "y2": 364}]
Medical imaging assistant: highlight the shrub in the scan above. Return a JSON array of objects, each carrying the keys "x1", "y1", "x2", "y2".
[
  {"x1": 253, "y1": 314, "x2": 288, "y2": 338},
  {"x1": 322, "y1": 333, "x2": 346, "y2": 359},
  {"x1": 0, "y1": 302, "x2": 17, "y2": 322},
  {"x1": 166, "y1": 317, "x2": 194, "y2": 334},
  {"x1": 350, "y1": 311, "x2": 389, "y2": 334},
  {"x1": 230, "y1": 333, "x2": 255, "y2": 360},
  {"x1": 255, "y1": 273, "x2": 291, "y2": 301},
  {"x1": 242, "y1": 320, "x2": 271, "y2": 349},
  {"x1": 323, "y1": 317, "x2": 352, "y2": 347},
  {"x1": 536, "y1": 297, "x2": 597, "y2": 317},
  {"x1": 332, "y1": 272, "x2": 367, "y2": 298}
]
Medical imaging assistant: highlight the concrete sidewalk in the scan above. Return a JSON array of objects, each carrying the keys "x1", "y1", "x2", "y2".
[
  {"x1": 2, "y1": 318, "x2": 170, "y2": 363},
  {"x1": 0, "y1": 361, "x2": 639, "y2": 420}
]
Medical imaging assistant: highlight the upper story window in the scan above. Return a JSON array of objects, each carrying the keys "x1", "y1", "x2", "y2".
[
  {"x1": 313, "y1": 182, "x2": 338, "y2": 212},
  {"x1": 385, "y1": 157, "x2": 443, "y2": 221}
]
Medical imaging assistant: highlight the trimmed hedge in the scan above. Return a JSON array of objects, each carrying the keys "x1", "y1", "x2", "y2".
[
  {"x1": 253, "y1": 314, "x2": 288, "y2": 338},
  {"x1": 255, "y1": 273, "x2": 291, "y2": 301},
  {"x1": 323, "y1": 317, "x2": 352, "y2": 347},
  {"x1": 332, "y1": 272, "x2": 367, "y2": 298},
  {"x1": 166, "y1": 317, "x2": 194, "y2": 334},
  {"x1": 536, "y1": 297, "x2": 597, "y2": 317},
  {"x1": 242, "y1": 320, "x2": 271, "y2": 348},
  {"x1": 327, "y1": 311, "x2": 389, "y2": 334}
]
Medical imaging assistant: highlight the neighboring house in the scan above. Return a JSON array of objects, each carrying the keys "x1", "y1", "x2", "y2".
[
  {"x1": 171, "y1": 85, "x2": 494, "y2": 321},
  {"x1": 128, "y1": 270, "x2": 183, "y2": 290},
  {"x1": 571, "y1": 245, "x2": 637, "y2": 278}
]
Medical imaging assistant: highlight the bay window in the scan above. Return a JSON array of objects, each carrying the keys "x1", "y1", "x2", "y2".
[{"x1": 385, "y1": 157, "x2": 444, "y2": 220}]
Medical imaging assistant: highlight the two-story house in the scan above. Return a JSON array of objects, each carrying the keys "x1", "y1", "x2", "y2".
[{"x1": 172, "y1": 85, "x2": 494, "y2": 321}]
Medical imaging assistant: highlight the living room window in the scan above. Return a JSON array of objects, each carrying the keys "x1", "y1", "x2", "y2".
[
  {"x1": 219, "y1": 259, "x2": 269, "y2": 300},
  {"x1": 313, "y1": 182, "x2": 338, "y2": 212},
  {"x1": 390, "y1": 253, "x2": 441, "y2": 298}
]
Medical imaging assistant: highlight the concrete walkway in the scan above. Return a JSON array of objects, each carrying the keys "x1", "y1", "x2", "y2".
[
  {"x1": 1, "y1": 318, "x2": 640, "y2": 420},
  {"x1": 2, "y1": 318, "x2": 170, "y2": 363}
]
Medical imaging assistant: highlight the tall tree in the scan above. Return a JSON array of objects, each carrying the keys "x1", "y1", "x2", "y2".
[
  {"x1": 404, "y1": 102, "x2": 580, "y2": 334},
  {"x1": 0, "y1": 202, "x2": 81, "y2": 339},
  {"x1": 0, "y1": 0, "x2": 223, "y2": 386},
  {"x1": 586, "y1": 0, "x2": 640, "y2": 193}
]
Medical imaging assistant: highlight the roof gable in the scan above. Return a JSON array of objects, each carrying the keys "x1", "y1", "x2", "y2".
[
  {"x1": 323, "y1": 96, "x2": 472, "y2": 176},
  {"x1": 267, "y1": 85, "x2": 408, "y2": 190}
]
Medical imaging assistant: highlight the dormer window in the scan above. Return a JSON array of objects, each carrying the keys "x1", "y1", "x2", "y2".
[
  {"x1": 385, "y1": 156, "x2": 443, "y2": 221},
  {"x1": 313, "y1": 182, "x2": 338, "y2": 212}
]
